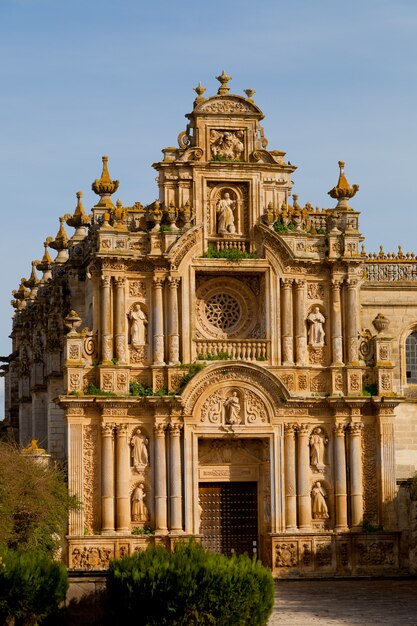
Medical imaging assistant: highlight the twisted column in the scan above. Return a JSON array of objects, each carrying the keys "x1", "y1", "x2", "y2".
[
  {"x1": 115, "y1": 424, "x2": 130, "y2": 532},
  {"x1": 101, "y1": 423, "x2": 115, "y2": 533},
  {"x1": 331, "y1": 279, "x2": 344, "y2": 365},
  {"x1": 281, "y1": 279, "x2": 294, "y2": 365},
  {"x1": 101, "y1": 276, "x2": 113, "y2": 363},
  {"x1": 167, "y1": 277, "x2": 180, "y2": 365},
  {"x1": 154, "y1": 423, "x2": 168, "y2": 532},
  {"x1": 333, "y1": 422, "x2": 348, "y2": 530},
  {"x1": 297, "y1": 423, "x2": 311, "y2": 529},
  {"x1": 349, "y1": 422, "x2": 364, "y2": 528},
  {"x1": 284, "y1": 424, "x2": 297, "y2": 530},
  {"x1": 114, "y1": 276, "x2": 127, "y2": 363},
  {"x1": 153, "y1": 277, "x2": 165, "y2": 365},
  {"x1": 169, "y1": 423, "x2": 183, "y2": 532}
]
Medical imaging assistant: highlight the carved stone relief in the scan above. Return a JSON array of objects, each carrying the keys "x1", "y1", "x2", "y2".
[
  {"x1": 200, "y1": 388, "x2": 268, "y2": 426},
  {"x1": 83, "y1": 424, "x2": 100, "y2": 534}
]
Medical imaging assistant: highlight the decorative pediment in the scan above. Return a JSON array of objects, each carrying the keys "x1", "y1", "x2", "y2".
[{"x1": 196, "y1": 96, "x2": 261, "y2": 116}]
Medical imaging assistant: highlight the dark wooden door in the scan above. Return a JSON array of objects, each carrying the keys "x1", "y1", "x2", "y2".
[{"x1": 199, "y1": 482, "x2": 258, "y2": 557}]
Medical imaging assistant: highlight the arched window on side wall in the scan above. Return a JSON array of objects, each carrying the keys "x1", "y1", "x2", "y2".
[{"x1": 406, "y1": 332, "x2": 417, "y2": 384}]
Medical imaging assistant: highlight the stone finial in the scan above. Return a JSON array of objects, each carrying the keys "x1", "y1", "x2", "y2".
[
  {"x1": 23, "y1": 260, "x2": 40, "y2": 291},
  {"x1": 36, "y1": 238, "x2": 53, "y2": 270},
  {"x1": 244, "y1": 89, "x2": 255, "y2": 102},
  {"x1": 64, "y1": 310, "x2": 83, "y2": 334},
  {"x1": 193, "y1": 82, "x2": 206, "y2": 107},
  {"x1": 215, "y1": 70, "x2": 232, "y2": 96},
  {"x1": 66, "y1": 191, "x2": 89, "y2": 230},
  {"x1": 92, "y1": 156, "x2": 119, "y2": 208},
  {"x1": 50, "y1": 217, "x2": 69, "y2": 252},
  {"x1": 328, "y1": 161, "x2": 359, "y2": 210},
  {"x1": 372, "y1": 313, "x2": 390, "y2": 334}
]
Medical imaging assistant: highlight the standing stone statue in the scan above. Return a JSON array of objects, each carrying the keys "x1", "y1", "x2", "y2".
[
  {"x1": 224, "y1": 392, "x2": 241, "y2": 425},
  {"x1": 307, "y1": 307, "x2": 326, "y2": 347},
  {"x1": 309, "y1": 427, "x2": 328, "y2": 468},
  {"x1": 217, "y1": 193, "x2": 236, "y2": 234},
  {"x1": 131, "y1": 483, "x2": 149, "y2": 523},
  {"x1": 311, "y1": 481, "x2": 329, "y2": 519},
  {"x1": 128, "y1": 304, "x2": 148, "y2": 347},
  {"x1": 131, "y1": 431, "x2": 149, "y2": 468}
]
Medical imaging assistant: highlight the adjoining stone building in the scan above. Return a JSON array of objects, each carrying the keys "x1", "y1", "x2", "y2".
[{"x1": 4, "y1": 72, "x2": 417, "y2": 577}]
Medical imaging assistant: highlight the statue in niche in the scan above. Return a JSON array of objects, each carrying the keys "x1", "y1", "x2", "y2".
[
  {"x1": 217, "y1": 192, "x2": 236, "y2": 235},
  {"x1": 131, "y1": 483, "x2": 149, "y2": 523},
  {"x1": 311, "y1": 481, "x2": 329, "y2": 519},
  {"x1": 131, "y1": 431, "x2": 149, "y2": 468},
  {"x1": 210, "y1": 130, "x2": 244, "y2": 161},
  {"x1": 224, "y1": 392, "x2": 241, "y2": 425},
  {"x1": 309, "y1": 427, "x2": 328, "y2": 469},
  {"x1": 307, "y1": 306, "x2": 326, "y2": 347},
  {"x1": 128, "y1": 304, "x2": 148, "y2": 347}
]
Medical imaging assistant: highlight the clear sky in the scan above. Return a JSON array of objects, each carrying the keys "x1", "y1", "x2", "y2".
[{"x1": 1, "y1": 0, "x2": 417, "y2": 413}]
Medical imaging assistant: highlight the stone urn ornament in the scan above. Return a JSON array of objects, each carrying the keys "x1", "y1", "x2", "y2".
[{"x1": 372, "y1": 313, "x2": 390, "y2": 334}]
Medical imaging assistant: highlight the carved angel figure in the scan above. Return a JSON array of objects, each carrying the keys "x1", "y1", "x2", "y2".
[
  {"x1": 307, "y1": 307, "x2": 326, "y2": 347},
  {"x1": 311, "y1": 481, "x2": 329, "y2": 519},
  {"x1": 131, "y1": 431, "x2": 149, "y2": 468},
  {"x1": 224, "y1": 392, "x2": 241, "y2": 425},
  {"x1": 131, "y1": 483, "x2": 149, "y2": 523},
  {"x1": 217, "y1": 193, "x2": 236, "y2": 234},
  {"x1": 129, "y1": 304, "x2": 148, "y2": 347}
]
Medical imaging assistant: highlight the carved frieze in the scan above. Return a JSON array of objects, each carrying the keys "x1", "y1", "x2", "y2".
[{"x1": 200, "y1": 388, "x2": 268, "y2": 425}]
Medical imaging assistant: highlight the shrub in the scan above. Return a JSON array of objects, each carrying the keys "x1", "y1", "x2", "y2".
[
  {"x1": 0, "y1": 547, "x2": 68, "y2": 625},
  {"x1": 107, "y1": 541, "x2": 274, "y2": 626},
  {"x1": 0, "y1": 442, "x2": 77, "y2": 555},
  {"x1": 202, "y1": 246, "x2": 257, "y2": 261},
  {"x1": 129, "y1": 381, "x2": 153, "y2": 396}
]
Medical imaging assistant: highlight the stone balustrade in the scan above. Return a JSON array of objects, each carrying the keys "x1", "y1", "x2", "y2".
[
  {"x1": 195, "y1": 339, "x2": 269, "y2": 361},
  {"x1": 365, "y1": 262, "x2": 417, "y2": 282}
]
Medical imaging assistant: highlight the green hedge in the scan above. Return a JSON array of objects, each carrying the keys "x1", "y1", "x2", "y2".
[
  {"x1": 0, "y1": 547, "x2": 68, "y2": 625},
  {"x1": 107, "y1": 541, "x2": 274, "y2": 626}
]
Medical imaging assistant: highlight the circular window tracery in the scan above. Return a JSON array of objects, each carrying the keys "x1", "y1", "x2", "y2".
[
  {"x1": 205, "y1": 293, "x2": 241, "y2": 331},
  {"x1": 195, "y1": 278, "x2": 258, "y2": 339}
]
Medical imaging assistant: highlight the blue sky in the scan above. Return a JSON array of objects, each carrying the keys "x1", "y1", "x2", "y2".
[{"x1": 1, "y1": 0, "x2": 417, "y2": 413}]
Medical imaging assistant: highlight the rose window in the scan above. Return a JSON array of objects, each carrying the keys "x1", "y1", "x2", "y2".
[
  {"x1": 205, "y1": 293, "x2": 241, "y2": 331},
  {"x1": 195, "y1": 278, "x2": 258, "y2": 339}
]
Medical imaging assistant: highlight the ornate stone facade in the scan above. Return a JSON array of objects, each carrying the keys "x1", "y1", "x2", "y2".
[{"x1": 3, "y1": 72, "x2": 417, "y2": 577}]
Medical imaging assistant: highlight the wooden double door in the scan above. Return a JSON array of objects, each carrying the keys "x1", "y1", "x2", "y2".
[{"x1": 199, "y1": 481, "x2": 258, "y2": 557}]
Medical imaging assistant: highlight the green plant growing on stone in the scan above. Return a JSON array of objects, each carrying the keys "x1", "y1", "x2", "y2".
[
  {"x1": 273, "y1": 219, "x2": 296, "y2": 234},
  {"x1": 197, "y1": 351, "x2": 233, "y2": 361},
  {"x1": 129, "y1": 381, "x2": 153, "y2": 396},
  {"x1": 203, "y1": 246, "x2": 257, "y2": 261},
  {"x1": 178, "y1": 362, "x2": 206, "y2": 389},
  {"x1": 363, "y1": 383, "x2": 378, "y2": 396},
  {"x1": 85, "y1": 384, "x2": 115, "y2": 396}
]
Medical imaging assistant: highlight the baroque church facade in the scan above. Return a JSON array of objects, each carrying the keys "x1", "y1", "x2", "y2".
[{"x1": 4, "y1": 72, "x2": 417, "y2": 577}]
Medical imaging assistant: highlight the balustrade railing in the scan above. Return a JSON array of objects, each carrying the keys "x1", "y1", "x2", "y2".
[
  {"x1": 195, "y1": 339, "x2": 269, "y2": 361},
  {"x1": 364, "y1": 262, "x2": 417, "y2": 282}
]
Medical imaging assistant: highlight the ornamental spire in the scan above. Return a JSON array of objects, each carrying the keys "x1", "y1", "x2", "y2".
[
  {"x1": 92, "y1": 156, "x2": 119, "y2": 208},
  {"x1": 49, "y1": 216, "x2": 69, "y2": 263},
  {"x1": 215, "y1": 70, "x2": 232, "y2": 96},
  {"x1": 328, "y1": 161, "x2": 359, "y2": 210},
  {"x1": 66, "y1": 191, "x2": 89, "y2": 230}
]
